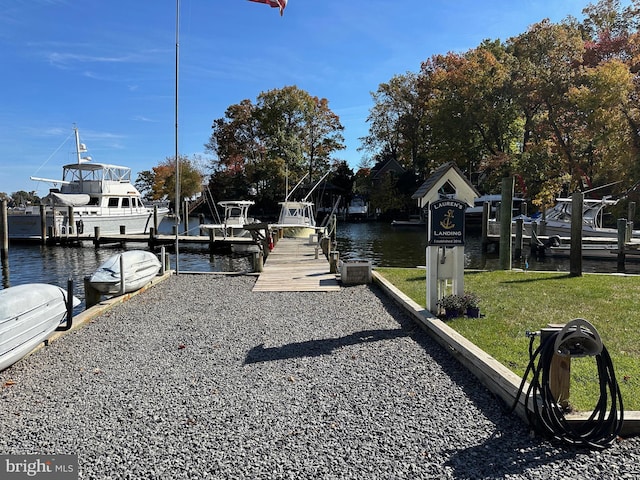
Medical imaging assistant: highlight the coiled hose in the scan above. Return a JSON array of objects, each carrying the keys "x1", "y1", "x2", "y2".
[{"x1": 510, "y1": 328, "x2": 624, "y2": 449}]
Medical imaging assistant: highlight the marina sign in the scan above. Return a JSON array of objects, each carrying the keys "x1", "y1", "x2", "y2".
[{"x1": 429, "y1": 199, "x2": 466, "y2": 245}]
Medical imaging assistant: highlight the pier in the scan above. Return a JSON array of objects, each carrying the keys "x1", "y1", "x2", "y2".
[{"x1": 252, "y1": 237, "x2": 340, "y2": 292}]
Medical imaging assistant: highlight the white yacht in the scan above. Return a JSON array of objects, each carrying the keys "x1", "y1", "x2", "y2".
[{"x1": 7, "y1": 127, "x2": 169, "y2": 241}]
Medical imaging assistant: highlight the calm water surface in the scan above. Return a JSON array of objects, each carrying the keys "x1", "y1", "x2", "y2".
[{"x1": 2, "y1": 219, "x2": 637, "y2": 305}]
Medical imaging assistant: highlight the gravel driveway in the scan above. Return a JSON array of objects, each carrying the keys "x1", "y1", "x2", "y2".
[{"x1": 0, "y1": 275, "x2": 638, "y2": 479}]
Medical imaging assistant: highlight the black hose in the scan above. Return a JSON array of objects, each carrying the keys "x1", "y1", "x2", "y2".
[{"x1": 510, "y1": 332, "x2": 624, "y2": 449}]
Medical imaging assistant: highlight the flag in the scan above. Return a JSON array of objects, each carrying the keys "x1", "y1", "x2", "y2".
[{"x1": 248, "y1": 0, "x2": 287, "y2": 16}]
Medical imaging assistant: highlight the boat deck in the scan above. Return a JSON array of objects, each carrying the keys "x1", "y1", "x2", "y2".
[{"x1": 252, "y1": 237, "x2": 340, "y2": 292}]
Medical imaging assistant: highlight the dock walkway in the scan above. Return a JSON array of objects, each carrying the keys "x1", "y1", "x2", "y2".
[{"x1": 252, "y1": 237, "x2": 340, "y2": 292}]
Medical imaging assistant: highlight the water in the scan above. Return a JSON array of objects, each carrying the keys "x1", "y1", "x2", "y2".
[
  {"x1": 335, "y1": 221, "x2": 640, "y2": 274},
  {"x1": 2, "y1": 219, "x2": 637, "y2": 303}
]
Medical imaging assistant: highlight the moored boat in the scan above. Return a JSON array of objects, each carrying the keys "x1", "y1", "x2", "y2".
[
  {"x1": 199, "y1": 200, "x2": 258, "y2": 238},
  {"x1": 273, "y1": 200, "x2": 319, "y2": 238},
  {"x1": 7, "y1": 126, "x2": 170, "y2": 241},
  {"x1": 0, "y1": 283, "x2": 80, "y2": 371},
  {"x1": 88, "y1": 250, "x2": 161, "y2": 295}
]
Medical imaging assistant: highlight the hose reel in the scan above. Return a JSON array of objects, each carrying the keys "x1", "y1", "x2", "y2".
[
  {"x1": 512, "y1": 318, "x2": 624, "y2": 449},
  {"x1": 553, "y1": 318, "x2": 603, "y2": 358}
]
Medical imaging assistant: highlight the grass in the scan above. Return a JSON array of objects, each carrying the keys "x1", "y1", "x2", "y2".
[{"x1": 376, "y1": 267, "x2": 640, "y2": 412}]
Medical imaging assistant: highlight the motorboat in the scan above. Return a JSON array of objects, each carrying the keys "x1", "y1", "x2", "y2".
[
  {"x1": 88, "y1": 250, "x2": 161, "y2": 295},
  {"x1": 0, "y1": 283, "x2": 80, "y2": 371},
  {"x1": 488, "y1": 197, "x2": 638, "y2": 239},
  {"x1": 466, "y1": 194, "x2": 526, "y2": 223},
  {"x1": 7, "y1": 126, "x2": 170, "y2": 241},
  {"x1": 346, "y1": 196, "x2": 368, "y2": 221},
  {"x1": 199, "y1": 200, "x2": 258, "y2": 238},
  {"x1": 274, "y1": 200, "x2": 319, "y2": 238},
  {"x1": 272, "y1": 171, "x2": 328, "y2": 239}
]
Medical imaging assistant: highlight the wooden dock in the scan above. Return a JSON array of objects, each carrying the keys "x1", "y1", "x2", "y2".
[{"x1": 252, "y1": 237, "x2": 340, "y2": 292}]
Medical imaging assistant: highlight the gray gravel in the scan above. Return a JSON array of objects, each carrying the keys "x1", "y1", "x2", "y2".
[{"x1": 0, "y1": 274, "x2": 638, "y2": 479}]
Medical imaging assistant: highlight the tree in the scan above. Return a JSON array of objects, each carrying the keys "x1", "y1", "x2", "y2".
[
  {"x1": 135, "y1": 170, "x2": 156, "y2": 201},
  {"x1": 359, "y1": 72, "x2": 430, "y2": 176},
  {"x1": 207, "y1": 85, "x2": 345, "y2": 206},
  {"x1": 152, "y1": 156, "x2": 204, "y2": 206},
  {"x1": 11, "y1": 190, "x2": 39, "y2": 207}
]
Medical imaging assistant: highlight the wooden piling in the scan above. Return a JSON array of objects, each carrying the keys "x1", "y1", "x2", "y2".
[
  {"x1": 499, "y1": 177, "x2": 514, "y2": 270},
  {"x1": 68, "y1": 206, "x2": 75, "y2": 235},
  {"x1": 542, "y1": 325, "x2": 571, "y2": 409},
  {"x1": 618, "y1": 218, "x2": 627, "y2": 273},
  {"x1": 153, "y1": 205, "x2": 159, "y2": 232},
  {"x1": 530, "y1": 222, "x2": 539, "y2": 255},
  {"x1": 515, "y1": 218, "x2": 523, "y2": 258},
  {"x1": 329, "y1": 251, "x2": 339, "y2": 274},
  {"x1": 39, "y1": 205, "x2": 47, "y2": 245},
  {"x1": 569, "y1": 192, "x2": 583, "y2": 277},
  {"x1": 481, "y1": 201, "x2": 490, "y2": 253},
  {"x1": 1, "y1": 200, "x2": 8, "y2": 261}
]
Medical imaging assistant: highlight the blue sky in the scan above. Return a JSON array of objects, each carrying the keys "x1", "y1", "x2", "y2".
[{"x1": 0, "y1": 0, "x2": 595, "y2": 197}]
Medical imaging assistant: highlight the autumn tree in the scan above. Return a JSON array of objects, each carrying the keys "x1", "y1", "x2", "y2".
[
  {"x1": 359, "y1": 72, "x2": 429, "y2": 176},
  {"x1": 207, "y1": 86, "x2": 345, "y2": 206},
  {"x1": 151, "y1": 156, "x2": 204, "y2": 207}
]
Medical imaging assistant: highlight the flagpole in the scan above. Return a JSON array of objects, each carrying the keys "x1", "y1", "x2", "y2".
[{"x1": 174, "y1": 0, "x2": 180, "y2": 274}]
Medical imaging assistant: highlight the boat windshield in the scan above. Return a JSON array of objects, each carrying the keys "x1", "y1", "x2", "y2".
[
  {"x1": 278, "y1": 202, "x2": 315, "y2": 225},
  {"x1": 63, "y1": 164, "x2": 132, "y2": 183},
  {"x1": 545, "y1": 199, "x2": 612, "y2": 228}
]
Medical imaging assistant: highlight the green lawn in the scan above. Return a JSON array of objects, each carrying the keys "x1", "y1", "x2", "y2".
[{"x1": 376, "y1": 268, "x2": 640, "y2": 412}]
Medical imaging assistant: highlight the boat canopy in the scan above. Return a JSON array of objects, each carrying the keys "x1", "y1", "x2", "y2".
[{"x1": 62, "y1": 163, "x2": 132, "y2": 183}]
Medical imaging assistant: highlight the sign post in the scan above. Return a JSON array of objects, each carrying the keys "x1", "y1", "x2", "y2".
[{"x1": 426, "y1": 199, "x2": 467, "y2": 314}]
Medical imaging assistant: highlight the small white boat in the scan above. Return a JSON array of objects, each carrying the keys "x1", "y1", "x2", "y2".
[
  {"x1": 89, "y1": 250, "x2": 161, "y2": 295},
  {"x1": 0, "y1": 284, "x2": 80, "y2": 372},
  {"x1": 199, "y1": 200, "x2": 258, "y2": 238}
]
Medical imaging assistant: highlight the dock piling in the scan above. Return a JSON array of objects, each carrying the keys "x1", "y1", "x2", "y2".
[
  {"x1": 39, "y1": 205, "x2": 47, "y2": 245},
  {"x1": 1, "y1": 200, "x2": 8, "y2": 262}
]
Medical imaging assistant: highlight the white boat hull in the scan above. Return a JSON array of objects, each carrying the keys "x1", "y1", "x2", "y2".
[
  {"x1": 276, "y1": 225, "x2": 317, "y2": 239},
  {"x1": 7, "y1": 209, "x2": 167, "y2": 240},
  {"x1": 0, "y1": 284, "x2": 80, "y2": 372},
  {"x1": 547, "y1": 244, "x2": 620, "y2": 259},
  {"x1": 89, "y1": 250, "x2": 161, "y2": 295}
]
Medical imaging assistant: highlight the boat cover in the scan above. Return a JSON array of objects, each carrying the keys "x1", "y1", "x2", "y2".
[{"x1": 43, "y1": 192, "x2": 91, "y2": 206}]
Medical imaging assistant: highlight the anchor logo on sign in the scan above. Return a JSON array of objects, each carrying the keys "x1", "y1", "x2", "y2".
[{"x1": 440, "y1": 209, "x2": 456, "y2": 229}]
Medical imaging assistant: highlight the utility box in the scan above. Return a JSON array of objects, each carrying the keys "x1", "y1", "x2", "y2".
[{"x1": 341, "y1": 260, "x2": 372, "y2": 285}]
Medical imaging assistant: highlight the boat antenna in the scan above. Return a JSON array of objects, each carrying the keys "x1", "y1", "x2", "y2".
[
  {"x1": 285, "y1": 172, "x2": 309, "y2": 201},
  {"x1": 302, "y1": 170, "x2": 331, "y2": 202},
  {"x1": 174, "y1": 0, "x2": 180, "y2": 274},
  {"x1": 582, "y1": 180, "x2": 622, "y2": 196}
]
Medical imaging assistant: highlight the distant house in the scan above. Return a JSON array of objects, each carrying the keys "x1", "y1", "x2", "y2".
[{"x1": 370, "y1": 158, "x2": 406, "y2": 186}]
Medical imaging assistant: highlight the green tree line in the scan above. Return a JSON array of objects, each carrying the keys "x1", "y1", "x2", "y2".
[{"x1": 360, "y1": 0, "x2": 640, "y2": 212}]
